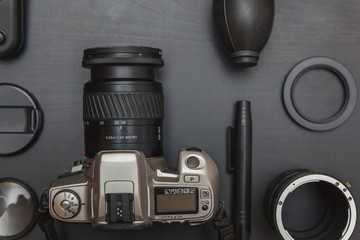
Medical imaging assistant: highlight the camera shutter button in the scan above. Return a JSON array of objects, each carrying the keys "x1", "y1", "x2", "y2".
[
  {"x1": 60, "y1": 200, "x2": 71, "y2": 210},
  {"x1": 186, "y1": 156, "x2": 200, "y2": 168}
]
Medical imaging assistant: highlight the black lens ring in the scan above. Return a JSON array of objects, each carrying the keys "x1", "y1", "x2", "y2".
[
  {"x1": 265, "y1": 170, "x2": 357, "y2": 240},
  {"x1": 283, "y1": 57, "x2": 357, "y2": 131},
  {"x1": 82, "y1": 46, "x2": 164, "y2": 68},
  {"x1": 0, "y1": 178, "x2": 38, "y2": 240}
]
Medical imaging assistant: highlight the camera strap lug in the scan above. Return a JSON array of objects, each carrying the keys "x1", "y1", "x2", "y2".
[
  {"x1": 213, "y1": 202, "x2": 235, "y2": 240},
  {"x1": 37, "y1": 189, "x2": 59, "y2": 240}
]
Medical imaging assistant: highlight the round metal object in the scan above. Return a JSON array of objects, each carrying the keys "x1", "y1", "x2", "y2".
[
  {"x1": 283, "y1": 57, "x2": 357, "y2": 131},
  {"x1": 52, "y1": 190, "x2": 81, "y2": 219},
  {"x1": 266, "y1": 170, "x2": 357, "y2": 240},
  {"x1": 0, "y1": 178, "x2": 38, "y2": 239}
]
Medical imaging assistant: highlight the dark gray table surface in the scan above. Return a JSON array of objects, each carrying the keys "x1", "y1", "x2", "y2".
[{"x1": 0, "y1": 0, "x2": 359, "y2": 239}]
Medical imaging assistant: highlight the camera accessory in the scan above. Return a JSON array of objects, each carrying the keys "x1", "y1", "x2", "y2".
[
  {"x1": 0, "y1": 178, "x2": 38, "y2": 239},
  {"x1": 46, "y1": 46, "x2": 219, "y2": 230},
  {"x1": 82, "y1": 46, "x2": 164, "y2": 158},
  {"x1": 213, "y1": 0, "x2": 274, "y2": 67},
  {"x1": 266, "y1": 170, "x2": 357, "y2": 240},
  {"x1": 283, "y1": 57, "x2": 357, "y2": 131},
  {"x1": 48, "y1": 148, "x2": 219, "y2": 229},
  {"x1": 213, "y1": 202, "x2": 235, "y2": 240},
  {"x1": 0, "y1": 0, "x2": 25, "y2": 59},
  {"x1": 228, "y1": 101, "x2": 252, "y2": 240},
  {"x1": 0, "y1": 84, "x2": 42, "y2": 156}
]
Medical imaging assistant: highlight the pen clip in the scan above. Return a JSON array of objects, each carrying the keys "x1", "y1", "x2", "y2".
[{"x1": 227, "y1": 127, "x2": 234, "y2": 174}]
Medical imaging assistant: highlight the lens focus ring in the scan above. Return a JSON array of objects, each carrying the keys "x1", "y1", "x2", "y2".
[{"x1": 84, "y1": 92, "x2": 164, "y2": 120}]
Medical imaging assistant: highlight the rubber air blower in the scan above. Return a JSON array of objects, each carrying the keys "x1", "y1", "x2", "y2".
[{"x1": 213, "y1": 0, "x2": 275, "y2": 67}]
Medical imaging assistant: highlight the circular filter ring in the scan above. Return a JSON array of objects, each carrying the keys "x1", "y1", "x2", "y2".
[
  {"x1": 0, "y1": 178, "x2": 38, "y2": 239},
  {"x1": 283, "y1": 57, "x2": 357, "y2": 131},
  {"x1": 266, "y1": 170, "x2": 357, "y2": 240}
]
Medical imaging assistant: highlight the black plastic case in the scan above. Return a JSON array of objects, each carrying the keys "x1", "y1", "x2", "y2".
[{"x1": 0, "y1": 0, "x2": 25, "y2": 59}]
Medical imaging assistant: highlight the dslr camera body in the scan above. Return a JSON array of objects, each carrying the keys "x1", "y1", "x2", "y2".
[
  {"x1": 49, "y1": 148, "x2": 219, "y2": 229},
  {"x1": 47, "y1": 46, "x2": 219, "y2": 229}
]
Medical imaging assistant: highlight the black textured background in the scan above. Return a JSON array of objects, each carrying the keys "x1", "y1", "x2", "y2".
[{"x1": 0, "y1": 0, "x2": 359, "y2": 239}]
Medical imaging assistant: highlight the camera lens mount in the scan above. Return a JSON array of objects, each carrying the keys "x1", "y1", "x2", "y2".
[{"x1": 266, "y1": 170, "x2": 357, "y2": 240}]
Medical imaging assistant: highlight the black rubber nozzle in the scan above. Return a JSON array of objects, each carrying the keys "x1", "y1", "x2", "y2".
[
  {"x1": 213, "y1": 0, "x2": 275, "y2": 67},
  {"x1": 231, "y1": 51, "x2": 259, "y2": 67}
]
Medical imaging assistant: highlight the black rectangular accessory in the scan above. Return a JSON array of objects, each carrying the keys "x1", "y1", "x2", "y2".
[{"x1": 0, "y1": 0, "x2": 25, "y2": 58}]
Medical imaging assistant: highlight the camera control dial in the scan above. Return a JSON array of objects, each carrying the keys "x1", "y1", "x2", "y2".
[{"x1": 53, "y1": 190, "x2": 81, "y2": 219}]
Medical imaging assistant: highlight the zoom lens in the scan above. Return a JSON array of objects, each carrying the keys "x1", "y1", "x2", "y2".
[
  {"x1": 266, "y1": 170, "x2": 357, "y2": 240},
  {"x1": 82, "y1": 46, "x2": 164, "y2": 158}
]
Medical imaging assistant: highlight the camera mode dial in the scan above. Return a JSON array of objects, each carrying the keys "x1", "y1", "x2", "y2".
[{"x1": 53, "y1": 190, "x2": 81, "y2": 219}]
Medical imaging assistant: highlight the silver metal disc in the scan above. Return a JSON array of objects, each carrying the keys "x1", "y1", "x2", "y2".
[{"x1": 0, "y1": 179, "x2": 37, "y2": 239}]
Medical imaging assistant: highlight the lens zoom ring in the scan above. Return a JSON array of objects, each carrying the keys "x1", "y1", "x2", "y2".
[{"x1": 84, "y1": 92, "x2": 164, "y2": 120}]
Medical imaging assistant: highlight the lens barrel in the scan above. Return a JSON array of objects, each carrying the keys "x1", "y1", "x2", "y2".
[
  {"x1": 82, "y1": 46, "x2": 164, "y2": 158},
  {"x1": 266, "y1": 169, "x2": 357, "y2": 240}
]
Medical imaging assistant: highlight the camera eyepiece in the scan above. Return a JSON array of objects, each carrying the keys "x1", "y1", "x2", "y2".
[
  {"x1": 266, "y1": 170, "x2": 357, "y2": 240},
  {"x1": 82, "y1": 46, "x2": 164, "y2": 158}
]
